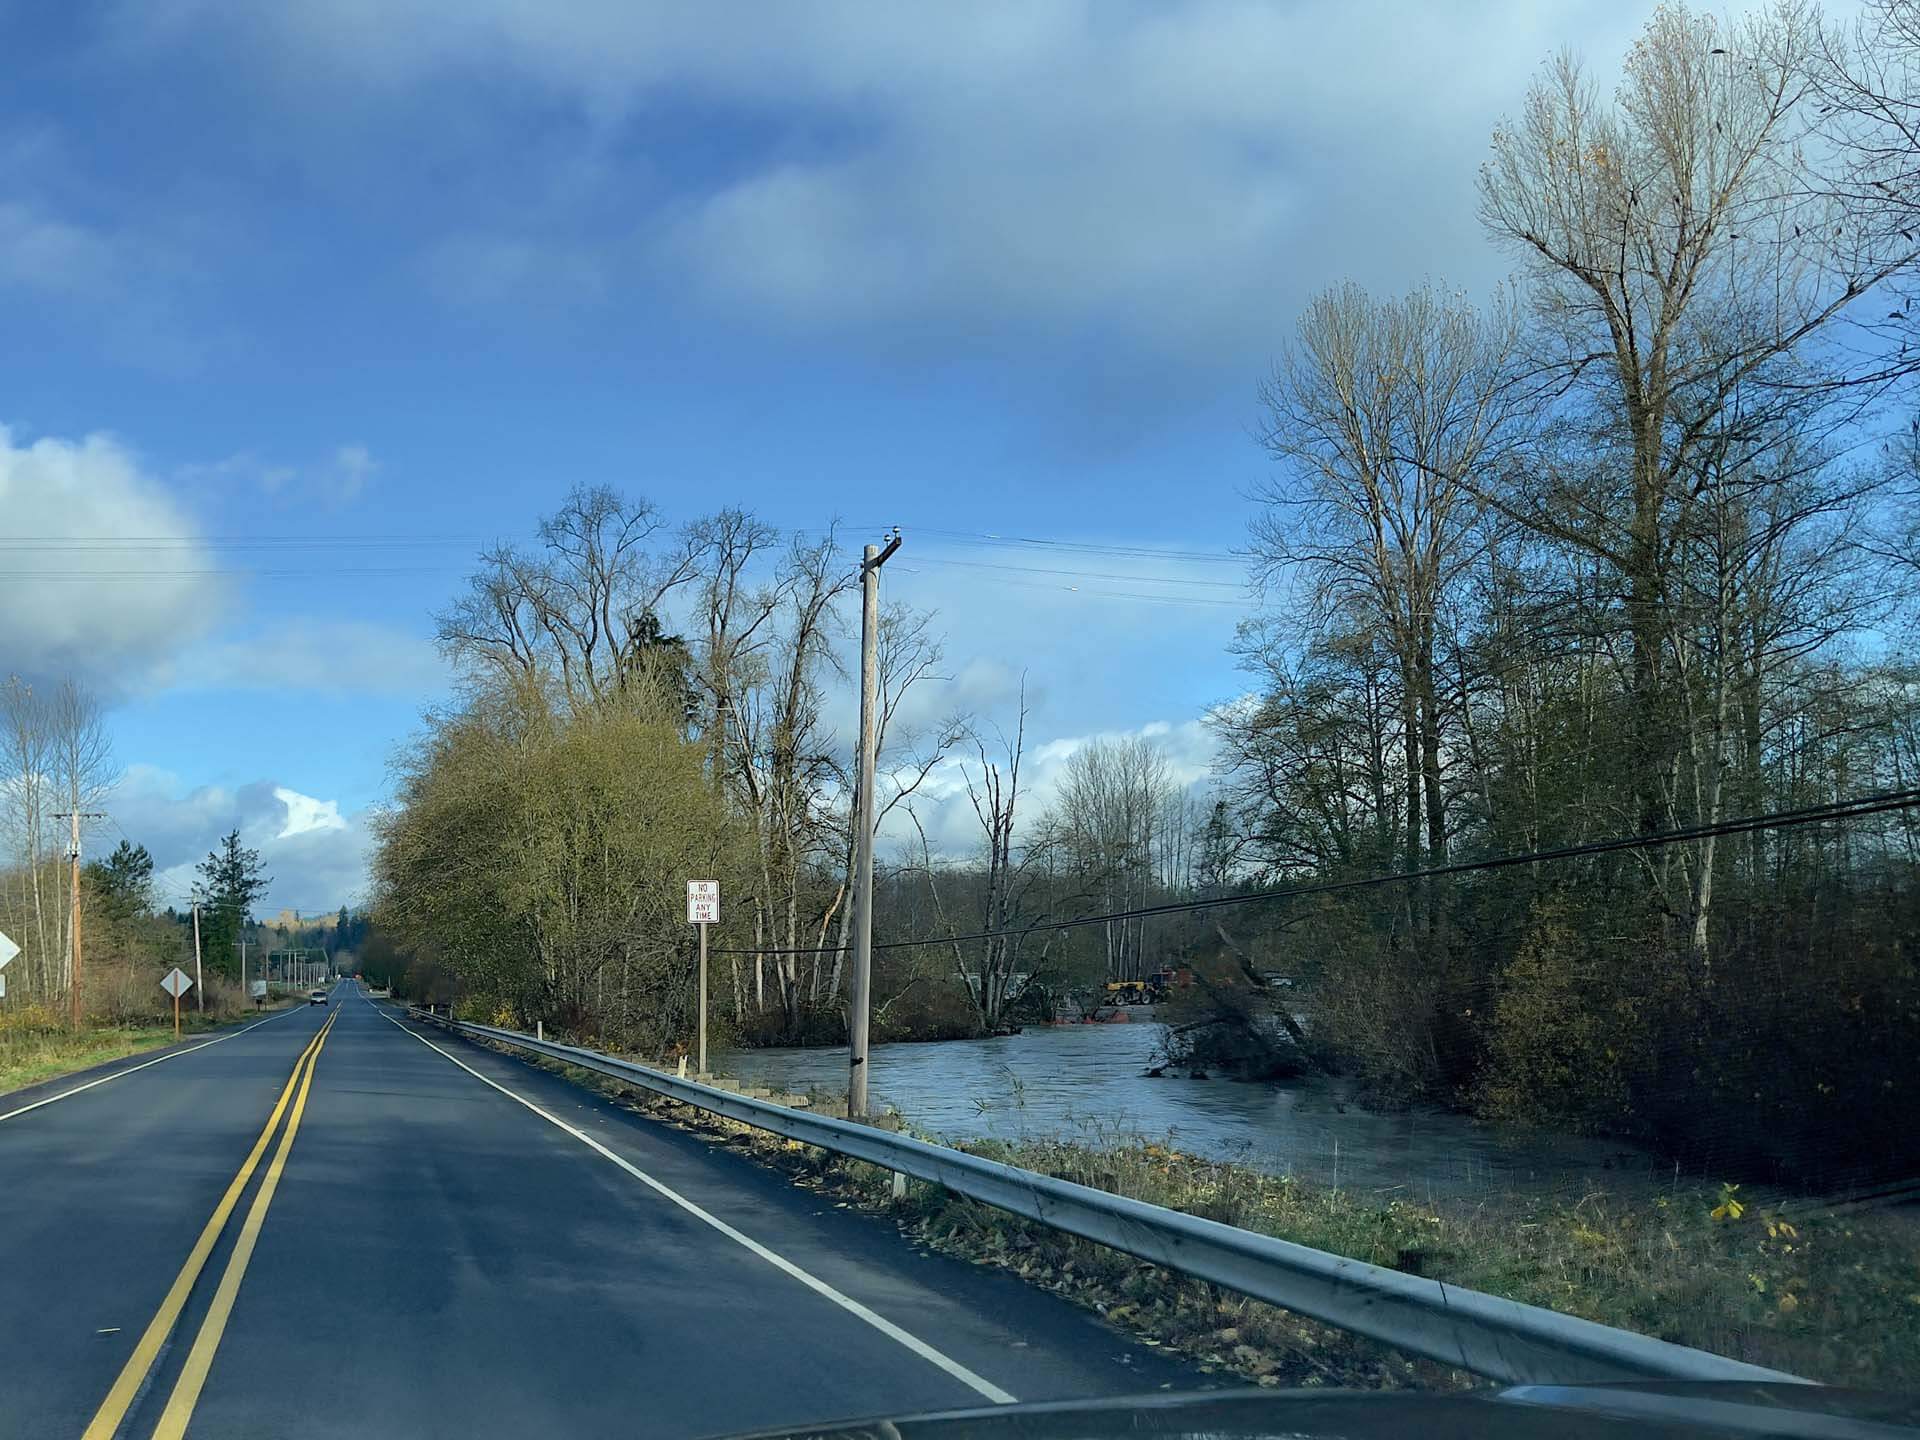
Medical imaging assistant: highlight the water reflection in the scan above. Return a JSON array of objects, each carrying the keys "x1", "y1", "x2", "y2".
[{"x1": 721, "y1": 1024, "x2": 1664, "y2": 1201}]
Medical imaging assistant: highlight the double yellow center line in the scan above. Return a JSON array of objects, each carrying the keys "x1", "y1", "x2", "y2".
[{"x1": 83, "y1": 1008, "x2": 339, "y2": 1440}]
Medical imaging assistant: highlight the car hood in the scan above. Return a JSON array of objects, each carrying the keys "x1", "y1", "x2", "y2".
[{"x1": 710, "y1": 1383, "x2": 1920, "y2": 1440}]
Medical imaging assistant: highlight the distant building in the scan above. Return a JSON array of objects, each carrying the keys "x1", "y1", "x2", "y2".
[{"x1": 271, "y1": 908, "x2": 345, "y2": 931}]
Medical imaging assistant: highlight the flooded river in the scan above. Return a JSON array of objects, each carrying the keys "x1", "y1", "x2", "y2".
[{"x1": 720, "y1": 1022, "x2": 1668, "y2": 1202}]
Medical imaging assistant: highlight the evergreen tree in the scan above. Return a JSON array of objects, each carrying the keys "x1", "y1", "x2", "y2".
[
  {"x1": 195, "y1": 830, "x2": 271, "y2": 980},
  {"x1": 86, "y1": 840, "x2": 155, "y2": 928}
]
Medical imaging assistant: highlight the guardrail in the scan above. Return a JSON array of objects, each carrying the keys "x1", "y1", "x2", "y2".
[{"x1": 406, "y1": 1008, "x2": 1803, "y2": 1389}]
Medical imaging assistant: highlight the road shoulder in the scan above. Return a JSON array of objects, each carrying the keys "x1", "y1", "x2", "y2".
[{"x1": 381, "y1": 1004, "x2": 1210, "y2": 1407}]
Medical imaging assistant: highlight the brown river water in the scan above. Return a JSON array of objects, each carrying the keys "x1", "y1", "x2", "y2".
[{"x1": 720, "y1": 1022, "x2": 1674, "y2": 1203}]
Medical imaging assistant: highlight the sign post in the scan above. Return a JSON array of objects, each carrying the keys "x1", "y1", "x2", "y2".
[
  {"x1": 687, "y1": 881, "x2": 719, "y2": 1075},
  {"x1": 160, "y1": 967, "x2": 194, "y2": 1040}
]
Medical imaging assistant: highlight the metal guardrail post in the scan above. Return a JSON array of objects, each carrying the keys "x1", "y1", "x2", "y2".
[{"x1": 404, "y1": 1009, "x2": 1805, "y2": 1389}]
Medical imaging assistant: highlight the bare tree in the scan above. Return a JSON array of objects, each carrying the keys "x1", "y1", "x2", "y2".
[
  {"x1": 0, "y1": 677, "x2": 112, "y2": 1000},
  {"x1": 1479, "y1": 2, "x2": 1902, "y2": 857},
  {"x1": 1051, "y1": 735, "x2": 1178, "y2": 980},
  {"x1": 435, "y1": 486, "x2": 698, "y2": 712},
  {"x1": 725, "y1": 537, "x2": 960, "y2": 1036},
  {"x1": 1, "y1": 676, "x2": 52, "y2": 993},
  {"x1": 944, "y1": 686, "x2": 1058, "y2": 1031},
  {"x1": 1663, "y1": 400, "x2": 1893, "y2": 953},
  {"x1": 818, "y1": 600, "x2": 962, "y2": 1004},
  {"x1": 1810, "y1": 0, "x2": 1920, "y2": 381},
  {"x1": 731, "y1": 530, "x2": 850, "y2": 1024},
  {"x1": 1213, "y1": 617, "x2": 1404, "y2": 881},
  {"x1": 1256, "y1": 281, "x2": 1521, "y2": 956},
  {"x1": 689, "y1": 508, "x2": 783, "y2": 791}
]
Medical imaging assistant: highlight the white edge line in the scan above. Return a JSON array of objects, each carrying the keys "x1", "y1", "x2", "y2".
[
  {"x1": 0, "y1": 1002, "x2": 308, "y2": 1125},
  {"x1": 371, "y1": 999, "x2": 1018, "y2": 1407}
]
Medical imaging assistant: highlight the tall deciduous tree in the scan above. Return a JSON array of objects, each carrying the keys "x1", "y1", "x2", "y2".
[
  {"x1": 435, "y1": 485, "x2": 700, "y2": 713},
  {"x1": 1051, "y1": 735, "x2": 1180, "y2": 980},
  {"x1": 1256, "y1": 281, "x2": 1521, "y2": 958},
  {"x1": 1479, "y1": 3, "x2": 1890, "y2": 852},
  {"x1": 1, "y1": 675, "x2": 54, "y2": 994},
  {"x1": 0, "y1": 676, "x2": 112, "y2": 999}
]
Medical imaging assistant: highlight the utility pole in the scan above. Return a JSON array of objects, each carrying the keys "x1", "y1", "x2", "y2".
[
  {"x1": 53, "y1": 810, "x2": 106, "y2": 1029},
  {"x1": 237, "y1": 933, "x2": 249, "y2": 1007},
  {"x1": 848, "y1": 529, "x2": 901, "y2": 1121},
  {"x1": 192, "y1": 901, "x2": 204, "y2": 1014}
]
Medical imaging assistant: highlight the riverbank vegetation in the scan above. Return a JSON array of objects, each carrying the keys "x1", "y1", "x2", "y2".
[
  {"x1": 1206, "y1": 1, "x2": 1920, "y2": 1188},
  {"x1": 368, "y1": 1, "x2": 1920, "y2": 1196},
  {"x1": 929, "y1": 1141, "x2": 1919, "y2": 1389},
  {"x1": 944, "y1": 1138, "x2": 1919, "y2": 1388}
]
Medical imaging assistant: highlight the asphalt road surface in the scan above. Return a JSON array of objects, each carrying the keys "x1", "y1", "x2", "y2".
[{"x1": 0, "y1": 984, "x2": 1203, "y2": 1439}]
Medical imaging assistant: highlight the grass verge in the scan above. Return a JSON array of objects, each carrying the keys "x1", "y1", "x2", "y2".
[
  {"x1": 0, "y1": 999, "x2": 300, "y2": 1097},
  {"x1": 480, "y1": 1040, "x2": 1920, "y2": 1393},
  {"x1": 0, "y1": 1024, "x2": 177, "y2": 1095}
]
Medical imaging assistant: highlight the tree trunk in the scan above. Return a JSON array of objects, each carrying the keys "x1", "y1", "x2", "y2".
[
  {"x1": 1400, "y1": 666, "x2": 1423, "y2": 942},
  {"x1": 1416, "y1": 636, "x2": 1448, "y2": 963}
]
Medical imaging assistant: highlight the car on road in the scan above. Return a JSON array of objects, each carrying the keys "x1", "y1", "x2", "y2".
[{"x1": 308, "y1": 988, "x2": 327, "y2": 1006}]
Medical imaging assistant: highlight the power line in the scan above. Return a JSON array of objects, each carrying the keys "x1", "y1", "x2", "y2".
[
  {"x1": 0, "y1": 565, "x2": 465, "y2": 581},
  {"x1": 6, "y1": 560, "x2": 1241, "y2": 599},
  {"x1": 895, "y1": 568, "x2": 1247, "y2": 609},
  {"x1": 910, "y1": 556, "x2": 1248, "y2": 589},
  {"x1": 0, "y1": 535, "x2": 487, "y2": 549},
  {"x1": 711, "y1": 786, "x2": 1920, "y2": 957},
  {"x1": 866, "y1": 525, "x2": 1246, "y2": 565}
]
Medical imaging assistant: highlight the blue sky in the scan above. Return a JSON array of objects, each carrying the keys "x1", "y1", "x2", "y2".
[{"x1": 0, "y1": 1, "x2": 1656, "y2": 914}]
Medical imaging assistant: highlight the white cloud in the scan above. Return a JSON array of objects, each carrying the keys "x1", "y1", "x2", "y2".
[
  {"x1": 113, "y1": 764, "x2": 373, "y2": 914},
  {"x1": 891, "y1": 544, "x2": 1247, "y2": 698},
  {"x1": 779, "y1": 532, "x2": 1248, "y2": 860},
  {"x1": 0, "y1": 426, "x2": 224, "y2": 692},
  {"x1": 0, "y1": 201, "x2": 117, "y2": 297},
  {"x1": 0, "y1": 427, "x2": 430, "y2": 703},
  {"x1": 274, "y1": 786, "x2": 346, "y2": 839},
  {"x1": 423, "y1": 232, "x2": 610, "y2": 308},
  {"x1": 0, "y1": 126, "x2": 221, "y2": 375},
  {"x1": 331, "y1": 445, "x2": 376, "y2": 502},
  {"x1": 139, "y1": 0, "x2": 1652, "y2": 365},
  {"x1": 883, "y1": 715, "x2": 1221, "y2": 864},
  {"x1": 154, "y1": 617, "x2": 449, "y2": 698},
  {"x1": 176, "y1": 443, "x2": 381, "y2": 507}
]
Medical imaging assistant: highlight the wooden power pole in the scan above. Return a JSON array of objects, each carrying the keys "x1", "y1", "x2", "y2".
[
  {"x1": 192, "y1": 901, "x2": 205, "y2": 1013},
  {"x1": 848, "y1": 529, "x2": 900, "y2": 1121},
  {"x1": 53, "y1": 810, "x2": 105, "y2": 1029}
]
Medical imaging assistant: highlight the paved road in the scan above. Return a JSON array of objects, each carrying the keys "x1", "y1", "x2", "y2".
[{"x1": 0, "y1": 985, "x2": 1203, "y2": 1439}]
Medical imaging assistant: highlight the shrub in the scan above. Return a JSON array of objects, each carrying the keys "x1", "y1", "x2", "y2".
[{"x1": 1477, "y1": 897, "x2": 1636, "y2": 1130}]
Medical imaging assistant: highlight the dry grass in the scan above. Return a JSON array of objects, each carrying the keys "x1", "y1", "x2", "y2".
[
  {"x1": 0, "y1": 1005, "x2": 176, "y2": 1095},
  {"x1": 0, "y1": 992, "x2": 299, "y2": 1097}
]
